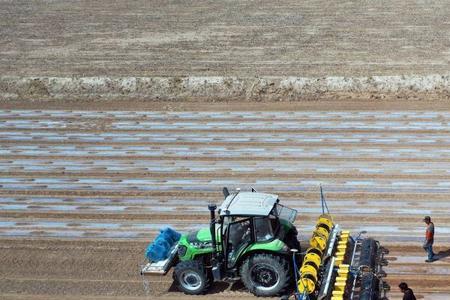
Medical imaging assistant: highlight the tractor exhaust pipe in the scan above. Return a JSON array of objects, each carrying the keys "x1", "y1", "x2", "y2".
[
  {"x1": 208, "y1": 203, "x2": 222, "y2": 281},
  {"x1": 208, "y1": 203, "x2": 217, "y2": 256}
]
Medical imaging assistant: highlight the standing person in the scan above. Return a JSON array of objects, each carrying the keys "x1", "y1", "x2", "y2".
[
  {"x1": 423, "y1": 216, "x2": 436, "y2": 262},
  {"x1": 398, "y1": 282, "x2": 416, "y2": 300}
]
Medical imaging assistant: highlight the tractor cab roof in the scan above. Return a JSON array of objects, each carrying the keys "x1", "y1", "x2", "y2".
[{"x1": 219, "y1": 192, "x2": 279, "y2": 217}]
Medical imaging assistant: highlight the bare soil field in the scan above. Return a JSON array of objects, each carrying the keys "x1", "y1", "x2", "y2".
[
  {"x1": 3, "y1": 1, "x2": 450, "y2": 101},
  {"x1": 0, "y1": 100, "x2": 450, "y2": 300},
  {"x1": 1, "y1": 1, "x2": 450, "y2": 77}
]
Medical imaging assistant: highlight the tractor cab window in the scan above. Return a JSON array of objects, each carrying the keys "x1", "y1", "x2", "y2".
[
  {"x1": 226, "y1": 218, "x2": 252, "y2": 267},
  {"x1": 254, "y1": 217, "x2": 277, "y2": 242},
  {"x1": 272, "y1": 203, "x2": 297, "y2": 224}
]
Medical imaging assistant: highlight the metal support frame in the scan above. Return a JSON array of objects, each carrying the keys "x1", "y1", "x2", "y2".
[
  {"x1": 324, "y1": 225, "x2": 340, "y2": 260},
  {"x1": 317, "y1": 256, "x2": 336, "y2": 300},
  {"x1": 349, "y1": 238, "x2": 363, "y2": 300},
  {"x1": 140, "y1": 244, "x2": 179, "y2": 275}
]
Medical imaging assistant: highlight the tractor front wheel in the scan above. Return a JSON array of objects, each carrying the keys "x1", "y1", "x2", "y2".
[
  {"x1": 240, "y1": 254, "x2": 291, "y2": 297},
  {"x1": 173, "y1": 260, "x2": 210, "y2": 295}
]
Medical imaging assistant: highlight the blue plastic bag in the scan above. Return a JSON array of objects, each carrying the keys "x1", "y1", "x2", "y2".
[
  {"x1": 145, "y1": 227, "x2": 181, "y2": 262},
  {"x1": 160, "y1": 227, "x2": 181, "y2": 245}
]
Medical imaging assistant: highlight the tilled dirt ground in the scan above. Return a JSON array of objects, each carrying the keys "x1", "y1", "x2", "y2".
[
  {"x1": 2, "y1": 1, "x2": 450, "y2": 77},
  {"x1": 1, "y1": 100, "x2": 450, "y2": 300}
]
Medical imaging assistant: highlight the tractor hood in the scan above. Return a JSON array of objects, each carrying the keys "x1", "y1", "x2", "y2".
[
  {"x1": 177, "y1": 225, "x2": 222, "y2": 261},
  {"x1": 187, "y1": 227, "x2": 213, "y2": 243},
  {"x1": 177, "y1": 228, "x2": 216, "y2": 261}
]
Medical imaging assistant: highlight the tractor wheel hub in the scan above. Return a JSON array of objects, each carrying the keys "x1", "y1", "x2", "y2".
[{"x1": 251, "y1": 264, "x2": 279, "y2": 288}]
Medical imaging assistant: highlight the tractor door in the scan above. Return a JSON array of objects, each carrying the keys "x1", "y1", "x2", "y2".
[{"x1": 225, "y1": 218, "x2": 253, "y2": 268}]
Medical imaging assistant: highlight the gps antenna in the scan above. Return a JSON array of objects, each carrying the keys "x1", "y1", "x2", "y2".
[{"x1": 320, "y1": 184, "x2": 330, "y2": 214}]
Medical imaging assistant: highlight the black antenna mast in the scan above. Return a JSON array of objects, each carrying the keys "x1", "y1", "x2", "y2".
[{"x1": 320, "y1": 184, "x2": 330, "y2": 214}]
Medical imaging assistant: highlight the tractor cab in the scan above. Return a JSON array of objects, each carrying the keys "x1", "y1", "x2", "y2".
[{"x1": 217, "y1": 190, "x2": 298, "y2": 270}]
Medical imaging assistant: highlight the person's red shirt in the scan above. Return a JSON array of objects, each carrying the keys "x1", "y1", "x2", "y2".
[{"x1": 426, "y1": 222, "x2": 435, "y2": 243}]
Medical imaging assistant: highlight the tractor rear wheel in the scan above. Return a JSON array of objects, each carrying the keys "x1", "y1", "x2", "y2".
[
  {"x1": 240, "y1": 254, "x2": 291, "y2": 297},
  {"x1": 173, "y1": 260, "x2": 210, "y2": 295}
]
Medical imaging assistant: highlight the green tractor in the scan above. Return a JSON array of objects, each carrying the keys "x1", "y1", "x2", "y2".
[{"x1": 141, "y1": 188, "x2": 389, "y2": 299}]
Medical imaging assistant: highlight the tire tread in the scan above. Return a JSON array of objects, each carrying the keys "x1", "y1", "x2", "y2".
[
  {"x1": 173, "y1": 260, "x2": 210, "y2": 295},
  {"x1": 239, "y1": 253, "x2": 291, "y2": 297}
]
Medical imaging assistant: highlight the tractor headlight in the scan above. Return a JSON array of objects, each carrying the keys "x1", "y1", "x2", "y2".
[{"x1": 178, "y1": 245, "x2": 187, "y2": 257}]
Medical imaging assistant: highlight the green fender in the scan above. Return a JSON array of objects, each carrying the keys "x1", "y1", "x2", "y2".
[{"x1": 241, "y1": 239, "x2": 288, "y2": 256}]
